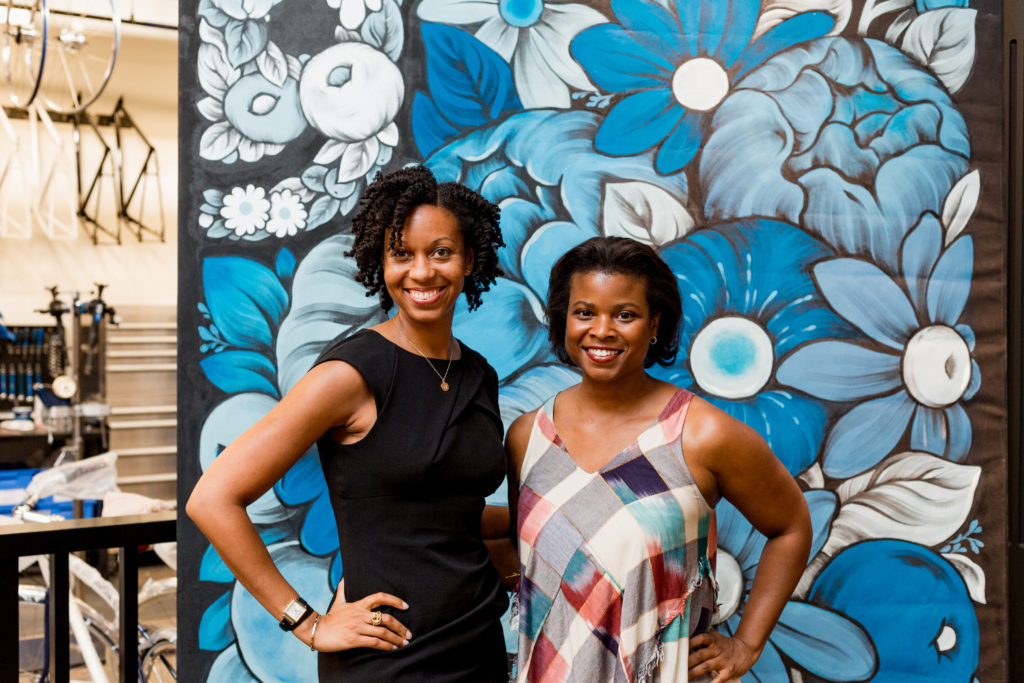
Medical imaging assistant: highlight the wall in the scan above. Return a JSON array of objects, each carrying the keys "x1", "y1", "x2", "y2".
[
  {"x1": 178, "y1": 0, "x2": 1007, "y2": 680},
  {"x1": 0, "y1": 25, "x2": 178, "y2": 325}
]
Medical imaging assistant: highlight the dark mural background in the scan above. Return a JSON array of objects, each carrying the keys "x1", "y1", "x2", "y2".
[{"x1": 178, "y1": 0, "x2": 1008, "y2": 679}]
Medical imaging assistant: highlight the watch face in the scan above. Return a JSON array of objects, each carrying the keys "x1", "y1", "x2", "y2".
[{"x1": 283, "y1": 599, "x2": 307, "y2": 622}]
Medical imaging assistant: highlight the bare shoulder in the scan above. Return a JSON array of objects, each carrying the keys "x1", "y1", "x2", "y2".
[
  {"x1": 281, "y1": 359, "x2": 373, "y2": 428},
  {"x1": 682, "y1": 395, "x2": 771, "y2": 470}
]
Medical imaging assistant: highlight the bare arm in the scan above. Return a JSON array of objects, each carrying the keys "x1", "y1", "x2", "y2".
[
  {"x1": 683, "y1": 398, "x2": 812, "y2": 682},
  {"x1": 185, "y1": 361, "x2": 411, "y2": 652}
]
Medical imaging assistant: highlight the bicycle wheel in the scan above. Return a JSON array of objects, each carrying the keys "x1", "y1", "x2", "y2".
[
  {"x1": 2, "y1": 0, "x2": 47, "y2": 108},
  {"x1": 18, "y1": 585, "x2": 120, "y2": 682},
  {"x1": 38, "y1": 0, "x2": 118, "y2": 113},
  {"x1": 140, "y1": 634, "x2": 176, "y2": 682}
]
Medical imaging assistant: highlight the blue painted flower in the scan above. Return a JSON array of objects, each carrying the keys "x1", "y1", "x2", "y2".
[
  {"x1": 651, "y1": 220, "x2": 856, "y2": 475},
  {"x1": 917, "y1": 0, "x2": 969, "y2": 10},
  {"x1": 714, "y1": 491, "x2": 876, "y2": 681},
  {"x1": 425, "y1": 109, "x2": 689, "y2": 413},
  {"x1": 570, "y1": 0, "x2": 834, "y2": 174},
  {"x1": 809, "y1": 540, "x2": 979, "y2": 681},
  {"x1": 702, "y1": 37, "x2": 970, "y2": 272},
  {"x1": 776, "y1": 215, "x2": 980, "y2": 478}
]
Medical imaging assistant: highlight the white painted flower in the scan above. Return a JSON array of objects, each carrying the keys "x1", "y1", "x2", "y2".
[
  {"x1": 267, "y1": 189, "x2": 308, "y2": 237},
  {"x1": 416, "y1": 0, "x2": 606, "y2": 108},
  {"x1": 221, "y1": 184, "x2": 271, "y2": 236},
  {"x1": 299, "y1": 41, "x2": 404, "y2": 143},
  {"x1": 326, "y1": 0, "x2": 383, "y2": 29}
]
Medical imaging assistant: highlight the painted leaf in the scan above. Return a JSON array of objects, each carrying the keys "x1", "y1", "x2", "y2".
[
  {"x1": 361, "y1": 0, "x2": 404, "y2": 62},
  {"x1": 821, "y1": 451, "x2": 981, "y2": 557},
  {"x1": 857, "y1": 0, "x2": 914, "y2": 34},
  {"x1": 942, "y1": 169, "x2": 980, "y2": 245},
  {"x1": 602, "y1": 181, "x2": 693, "y2": 247},
  {"x1": 498, "y1": 364, "x2": 581, "y2": 429},
  {"x1": 276, "y1": 248, "x2": 296, "y2": 280},
  {"x1": 301, "y1": 165, "x2": 329, "y2": 193},
  {"x1": 411, "y1": 91, "x2": 461, "y2": 158},
  {"x1": 315, "y1": 139, "x2": 347, "y2": 165},
  {"x1": 202, "y1": 256, "x2": 288, "y2": 350},
  {"x1": 943, "y1": 552, "x2": 986, "y2": 604},
  {"x1": 197, "y1": 0, "x2": 230, "y2": 29},
  {"x1": 196, "y1": 95, "x2": 224, "y2": 122},
  {"x1": 270, "y1": 176, "x2": 316, "y2": 203},
  {"x1": 200, "y1": 121, "x2": 242, "y2": 161},
  {"x1": 337, "y1": 137, "x2": 379, "y2": 183},
  {"x1": 224, "y1": 17, "x2": 269, "y2": 68},
  {"x1": 420, "y1": 23, "x2": 522, "y2": 130},
  {"x1": 757, "y1": 0, "x2": 851, "y2": 37},
  {"x1": 199, "y1": 543, "x2": 234, "y2": 583},
  {"x1": 305, "y1": 194, "x2": 342, "y2": 231},
  {"x1": 901, "y1": 8, "x2": 977, "y2": 94},
  {"x1": 198, "y1": 591, "x2": 234, "y2": 651},
  {"x1": 256, "y1": 40, "x2": 288, "y2": 87},
  {"x1": 200, "y1": 350, "x2": 279, "y2": 396},
  {"x1": 197, "y1": 42, "x2": 235, "y2": 100}
]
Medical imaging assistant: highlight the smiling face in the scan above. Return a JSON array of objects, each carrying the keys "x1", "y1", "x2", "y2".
[
  {"x1": 382, "y1": 204, "x2": 473, "y2": 327},
  {"x1": 564, "y1": 270, "x2": 660, "y2": 381}
]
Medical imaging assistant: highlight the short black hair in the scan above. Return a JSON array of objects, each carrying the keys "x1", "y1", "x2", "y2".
[
  {"x1": 347, "y1": 166, "x2": 504, "y2": 311},
  {"x1": 546, "y1": 236, "x2": 681, "y2": 368}
]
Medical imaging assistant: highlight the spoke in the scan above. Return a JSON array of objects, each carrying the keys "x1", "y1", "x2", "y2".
[{"x1": 56, "y1": 44, "x2": 80, "y2": 109}]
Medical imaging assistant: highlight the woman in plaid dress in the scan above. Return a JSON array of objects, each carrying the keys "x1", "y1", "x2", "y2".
[{"x1": 505, "y1": 237, "x2": 812, "y2": 682}]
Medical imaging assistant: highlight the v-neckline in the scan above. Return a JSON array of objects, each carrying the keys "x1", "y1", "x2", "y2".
[{"x1": 544, "y1": 388, "x2": 686, "y2": 475}]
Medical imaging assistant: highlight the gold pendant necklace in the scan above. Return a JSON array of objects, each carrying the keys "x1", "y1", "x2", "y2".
[{"x1": 393, "y1": 318, "x2": 454, "y2": 391}]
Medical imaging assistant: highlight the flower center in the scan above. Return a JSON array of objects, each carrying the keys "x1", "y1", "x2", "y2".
[
  {"x1": 499, "y1": 0, "x2": 543, "y2": 28},
  {"x1": 902, "y1": 325, "x2": 971, "y2": 408},
  {"x1": 690, "y1": 316, "x2": 774, "y2": 399},
  {"x1": 671, "y1": 57, "x2": 729, "y2": 111},
  {"x1": 279, "y1": 207, "x2": 291, "y2": 220},
  {"x1": 239, "y1": 201, "x2": 253, "y2": 215},
  {"x1": 712, "y1": 551, "x2": 743, "y2": 623}
]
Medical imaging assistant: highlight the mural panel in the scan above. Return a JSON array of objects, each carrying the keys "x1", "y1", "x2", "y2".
[{"x1": 178, "y1": 0, "x2": 1006, "y2": 679}]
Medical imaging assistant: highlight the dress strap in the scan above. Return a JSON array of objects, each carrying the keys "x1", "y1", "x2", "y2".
[
  {"x1": 656, "y1": 388, "x2": 695, "y2": 444},
  {"x1": 518, "y1": 394, "x2": 559, "y2": 484}
]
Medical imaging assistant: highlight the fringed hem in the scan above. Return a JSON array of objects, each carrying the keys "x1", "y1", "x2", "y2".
[{"x1": 508, "y1": 592, "x2": 519, "y2": 683}]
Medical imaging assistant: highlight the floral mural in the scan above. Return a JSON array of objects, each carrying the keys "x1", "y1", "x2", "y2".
[{"x1": 178, "y1": 0, "x2": 1001, "y2": 680}]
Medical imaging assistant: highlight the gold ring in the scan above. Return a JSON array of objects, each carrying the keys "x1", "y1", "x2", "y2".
[{"x1": 370, "y1": 611, "x2": 383, "y2": 626}]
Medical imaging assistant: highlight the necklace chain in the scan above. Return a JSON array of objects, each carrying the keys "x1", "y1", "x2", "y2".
[{"x1": 393, "y1": 318, "x2": 454, "y2": 391}]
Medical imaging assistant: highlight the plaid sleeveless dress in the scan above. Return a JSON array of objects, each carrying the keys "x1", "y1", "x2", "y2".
[{"x1": 516, "y1": 388, "x2": 718, "y2": 682}]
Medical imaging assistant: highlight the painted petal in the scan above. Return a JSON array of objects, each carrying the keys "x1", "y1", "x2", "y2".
[
  {"x1": 570, "y1": 24, "x2": 674, "y2": 92},
  {"x1": 806, "y1": 490, "x2": 838, "y2": 559},
  {"x1": 910, "y1": 405, "x2": 946, "y2": 456},
  {"x1": 715, "y1": 0, "x2": 761, "y2": 65},
  {"x1": 513, "y1": 33, "x2": 572, "y2": 109},
  {"x1": 956, "y1": 323, "x2": 976, "y2": 350},
  {"x1": 744, "y1": 390, "x2": 827, "y2": 476},
  {"x1": 771, "y1": 602, "x2": 876, "y2": 679},
  {"x1": 715, "y1": 500, "x2": 765, "y2": 576},
  {"x1": 926, "y1": 236, "x2": 973, "y2": 325},
  {"x1": 530, "y1": 6, "x2": 607, "y2": 91},
  {"x1": 777, "y1": 341, "x2": 902, "y2": 401},
  {"x1": 813, "y1": 259, "x2": 917, "y2": 349},
  {"x1": 416, "y1": 0, "x2": 497, "y2": 24},
  {"x1": 475, "y1": 15, "x2": 517, "y2": 62},
  {"x1": 944, "y1": 403, "x2": 972, "y2": 462},
  {"x1": 339, "y1": 0, "x2": 366, "y2": 29},
  {"x1": 594, "y1": 88, "x2": 681, "y2": 156},
  {"x1": 654, "y1": 109, "x2": 703, "y2": 174},
  {"x1": 208, "y1": 645, "x2": 260, "y2": 681},
  {"x1": 611, "y1": 0, "x2": 685, "y2": 64},
  {"x1": 964, "y1": 359, "x2": 981, "y2": 399},
  {"x1": 822, "y1": 392, "x2": 916, "y2": 478},
  {"x1": 695, "y1": 0, "x2": 729, "y2": 57},
  {"x1": 452, "y1": 278, "x2": 549, "y2": 381},
  {"x1": 672, "y1": 0, "x2": 700, "y2": 56},
  {"x1": 521, "y1": 221, "x2": 597, "y2": 297},
  {"x1": 499, "y1": 364, "x2": 581, "y2": 430},
  {"x1": 299, "y1": 492, "x2": 339, "y2": 556},
  {"x1": 900, "y1": 212, "x2": 943, "y2": 314},
  {"x1": 747, "y1": 638, "x2": 788, "y2": 681},
  {"x1": 732, "y1": 11, "x2": 835, "y2": 77}
]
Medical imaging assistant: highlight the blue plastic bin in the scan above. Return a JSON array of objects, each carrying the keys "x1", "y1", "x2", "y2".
[{"x1": 0, "y1": 468, "x2": 100, "y2": 518}]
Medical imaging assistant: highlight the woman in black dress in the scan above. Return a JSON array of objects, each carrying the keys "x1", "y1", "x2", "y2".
[{"x1": 187, "y1": 166, "x2": 510, "y2": 681}]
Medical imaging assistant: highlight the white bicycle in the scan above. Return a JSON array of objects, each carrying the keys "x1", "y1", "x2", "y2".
[{"x1": 8, "y1": 453, "x2": 176, "y2": 682}]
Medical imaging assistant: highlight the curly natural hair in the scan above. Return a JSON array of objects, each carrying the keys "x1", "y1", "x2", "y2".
[
  {"x1": 546, "y1": 236, "x2": 682, "y2": 368},
  {"x1": 347, "y1": 166, "x2": 504, "y2": 311}
]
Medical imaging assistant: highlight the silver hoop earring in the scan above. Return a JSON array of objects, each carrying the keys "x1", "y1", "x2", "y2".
[{"x1": 649, "y1": 337, "x2": 657, "y2": 345}]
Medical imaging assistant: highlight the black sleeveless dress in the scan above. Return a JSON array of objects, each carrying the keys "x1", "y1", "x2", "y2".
[{"x1": 312, "y1": 329, "x2": 509, "y2": 682}]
